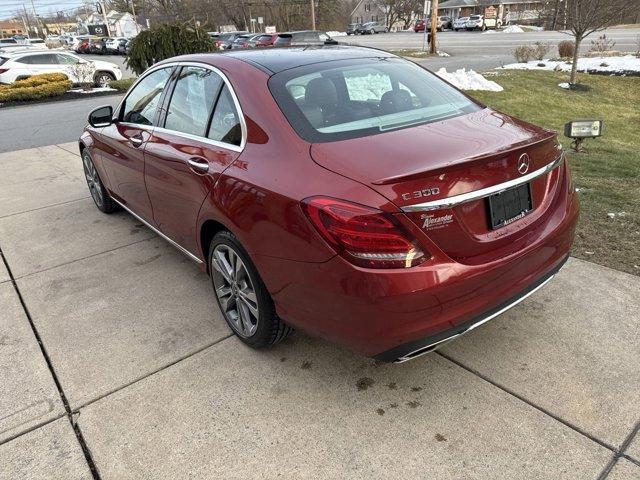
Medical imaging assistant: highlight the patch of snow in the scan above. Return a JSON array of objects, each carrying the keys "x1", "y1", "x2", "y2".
[
  {"x1": 502, "y1": 25, "x2": 525, "y2": 33},
  {"x1": 558, "y1": 82, "x2": 570, "y2": 89},
  {"x1": 584, "y1": 251, "x2": 595, "y2": 255},
  {"x1": 69, "y1": 87, "x2": 117, "y2": 94},
  {"x1": 435, "y1": 68, "x2": 504, "y2": 91},
  {"x1": 502, "y1": 55, "x2": 640, "y2": 73},
  {"x1": 327, "y1": 31, "x2": 346, "y2": 37},
  {"x1": 437, "y1": 50, "x2": 450, "y2": 57},
  {"x1": 607, "y1": 212, "x2": 628, "y2": 219}
]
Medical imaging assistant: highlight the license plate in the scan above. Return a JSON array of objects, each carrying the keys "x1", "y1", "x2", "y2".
[{"x1": 487, "y1": 183, "x2": 533, "y2": 229}]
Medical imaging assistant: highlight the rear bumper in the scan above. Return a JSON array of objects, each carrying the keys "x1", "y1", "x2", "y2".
[{"x1": 375, "y1": 254, "x2": 568, "y2": 362}]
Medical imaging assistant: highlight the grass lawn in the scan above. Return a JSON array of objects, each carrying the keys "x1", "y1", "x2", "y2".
[{"x1": 470, "y1": 70, "x2": 639, "y2": 275}]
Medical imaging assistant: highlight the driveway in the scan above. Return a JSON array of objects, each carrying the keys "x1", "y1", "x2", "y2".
[{"x1": 0, "y1": 143, "x2": 639, "y2": 479}]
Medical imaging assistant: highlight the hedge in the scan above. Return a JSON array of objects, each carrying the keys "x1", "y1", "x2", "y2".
[
  {"x1": 0, "y1": 73, "x2": 71, "y2": 102},
  {"x1": 109, "y1": 77, "x2": 136, "y2": 91}
]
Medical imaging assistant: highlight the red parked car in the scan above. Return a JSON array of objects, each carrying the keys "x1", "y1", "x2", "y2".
[
  {"x1": 80, "y1": 47, "x2": 578, "y2": 362},
  {"x1": 250, "y1": 33, "x2": 279, "y2": 47}
]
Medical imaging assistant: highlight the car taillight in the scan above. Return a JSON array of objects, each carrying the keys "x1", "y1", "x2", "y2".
[
  {"x1": 0, "y1": 68, "x2": 9, "y2": 74},
  {"x1": 302, "y1": 197, "x2": 427, "y2": 269}
]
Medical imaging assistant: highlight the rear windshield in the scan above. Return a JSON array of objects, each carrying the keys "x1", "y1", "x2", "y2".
[{"x1": 269, "y1": 57, "x2": 480, "y2": 143}]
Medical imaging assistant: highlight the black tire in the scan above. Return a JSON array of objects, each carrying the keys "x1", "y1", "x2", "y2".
[
  {"x1": 81, "y1": 149, "x2": 119, "y2": 213},
  {"x1": 209, "y1": 231, "x2": 292, "y2": 348},
  {"x1": 94, "y1": 71, "x2": 115, "y2": 87}
]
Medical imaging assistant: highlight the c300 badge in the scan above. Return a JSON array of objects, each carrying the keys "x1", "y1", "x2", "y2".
[{"x1": 421, "y1": 213, "x2": 454, "y2": 230}]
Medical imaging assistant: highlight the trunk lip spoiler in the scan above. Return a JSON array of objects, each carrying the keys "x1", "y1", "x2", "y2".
[{"x1": 401, "y1": 151, "x2": 565, "y2": 213}]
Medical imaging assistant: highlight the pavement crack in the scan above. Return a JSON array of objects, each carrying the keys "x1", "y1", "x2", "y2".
[
  {"x1": 0, "y1": 248, "x2": 102, "y2": 480},
  {"x1": 73, "y1": 334, "x2": 234, "y2": 412},
  {"x1": 436, "y1": 351, "x2": 618, "y2": 453},
  {"x1": 597, "y1": 420, "x2": 640, "y2": 479}
]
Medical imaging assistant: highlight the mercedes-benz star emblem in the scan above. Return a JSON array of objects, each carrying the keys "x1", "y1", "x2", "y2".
[{"x1": 517, "y1": 153, "x2": 530, "y2": 175}]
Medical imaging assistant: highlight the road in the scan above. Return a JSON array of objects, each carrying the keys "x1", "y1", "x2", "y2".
[
  {"x1": 1, "y1": 26, "x2": 638, "y2": 151},
  {"x1": 0, "y1": 95, "x2": 123, "y2": 153},
  {"x1": 346, "y1": 26, "x2": 640, "y2": 71}
]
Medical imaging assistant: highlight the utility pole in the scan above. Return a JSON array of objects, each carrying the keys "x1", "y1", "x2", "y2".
[
  {"x1": 310, "y1": 0, "x2": 316, "y2": 30},
  {"x1": 430, "y1": 0, "x2": 438, "y2": 54},
  {"x1": 98, "y1": 0, "x2": 111, "y2": 36},
  {"x1": 29, "y1": 0, "x2": 40, "y2": 37}
]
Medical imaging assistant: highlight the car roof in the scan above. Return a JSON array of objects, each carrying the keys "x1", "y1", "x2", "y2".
[{"x1": 220, "y1": 45, "x2": 397, "y2": 74}]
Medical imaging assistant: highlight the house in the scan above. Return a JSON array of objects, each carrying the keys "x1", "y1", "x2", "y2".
[
  {"x1": 78, "y1": 10, "x2": 140, "y2": 37},
  {"x1": 350, "y1": 1, "x2": 387, "y2": 26},
  {"x1": 0, "y1": 19, "x2": 26, "y2": 38},
  {"x1": 438, "y1": 0, "x2": 544, "y2": 25},
  {"x1": 438, "y1": 0, "x2": 478, "y2": 20}
]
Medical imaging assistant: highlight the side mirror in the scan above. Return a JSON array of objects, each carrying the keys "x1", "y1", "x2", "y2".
[{"x1": 88, "y1": 105, "x2": 113, "y2": 128}]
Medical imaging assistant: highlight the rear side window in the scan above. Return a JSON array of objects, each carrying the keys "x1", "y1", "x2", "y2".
[
  {"x1": 0, "y1": 57, "x2": 7, "y2": 66},
  {"x1": 207, "y1": 85, "x2": 242, "y2": 146},
  {"x1": 121, "y1": 67, "x2": 172, "y2": 125},
  {"x1": 164, "y1": 66, "x2": 223, "y2": 136}
]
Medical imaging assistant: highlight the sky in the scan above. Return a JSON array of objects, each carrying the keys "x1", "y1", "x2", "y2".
[{"x1": 0, "y1": 0, "x2": 88, "y2": 21}]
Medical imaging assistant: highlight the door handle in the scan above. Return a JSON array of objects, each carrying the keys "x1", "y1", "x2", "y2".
[
  {"x1": 129, "y1": 133, "x2": 143, "y2": 147},
  {"x1": 188, "y1": 157, "x2": 209, "y2": 173}
]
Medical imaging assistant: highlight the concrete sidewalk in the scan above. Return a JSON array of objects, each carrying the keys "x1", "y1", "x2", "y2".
[{"x1": 0, "y1": 144, "x2": 638, "y2": 479}]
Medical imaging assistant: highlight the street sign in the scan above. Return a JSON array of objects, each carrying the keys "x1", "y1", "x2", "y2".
[
  {"x1": 485, "y1": 6, "x2": 497, "y2": 18},
  {"x1": 258, "y1": 17, "x2": 263, "y2": 24},
  {"x1": 423, "y1": 0, "x2": 431, "y2": 15},
  {"x1": 265, "y1": 25, "x2": 276, "y2": 34}
]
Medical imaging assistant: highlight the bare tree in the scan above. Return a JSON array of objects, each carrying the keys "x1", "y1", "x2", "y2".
[
  {"x1": 564, "y1": 0, "x2": 638, "y2": 84},
  {"x1": 376, "y1": 0, "x2": 421, "y2": 31}
]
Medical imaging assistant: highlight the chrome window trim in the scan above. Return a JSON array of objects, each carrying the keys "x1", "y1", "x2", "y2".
[
  {"x1": 395, "y1": 273, "x2": 556, "y2": 363},
  {"x1": 401, "y1": 152, "x2": 565, "y2": 213},
  {"x1": 111, "y1": 197, "x2": 203, "y2": 264},
  {"x1": 114, "y1": 60, "x2": 247, "y2": 153}
]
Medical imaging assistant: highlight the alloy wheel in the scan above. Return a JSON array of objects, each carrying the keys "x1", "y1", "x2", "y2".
[
  {"x1": 82, "y1": 153, "x2": 104, "y2": 207},
  {"x1": 96, "y1": 74, "x2": 111, "y2": 88},
  {"x1": 211, "y1": 244, "x2": 259, "y2": 337}
]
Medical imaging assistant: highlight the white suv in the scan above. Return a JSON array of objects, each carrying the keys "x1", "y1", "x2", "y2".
[{"x1": 0, "y1": 51, "x2": 122, "y2": 86}]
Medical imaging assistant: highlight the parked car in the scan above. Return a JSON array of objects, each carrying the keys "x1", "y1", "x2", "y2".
[
  {"x1": 0, "y1": 38, "x2": 18, "y2": 45},
  {"x1": 27, "y1": 37, "x2": 46, "y2": 45},
  {"x1": 80, "y1": 46, "x2": 577, "y2": 363},
  {"x1": 75, "y1": 37, "x2": 91, "y2": 53},
  {"x1": 356, "y1": 21, "x2": 388, "y2": 34},
  {"x1": 214, "y1": 31, "x2": 249, "y2": 50},
  {"x1": 231, "y1": 34, "x2": 259, "y2": 49},
  {"x1": 453, "y1": 17, "x2": 470, "y2": 31},
  {"x1": 273, "y1": 31, "x2": 337, "y2": 47},
  {"x1": 121, "y1": 39, "x2": 132, "y2": 55},
  {"x1": 414, "y1": 19, "x2": 427, "y2": 32},
  {"x1": 0, "y1": 50, "x2": 122, "y2": 86},
  {"x1": 249, "y1": 33, "x2": 279, "y2": 47},
  {"x1": 346, "y1": 23, "x2": 361, "y2": 35},
  {"x1": 466, "y1": 15, "x2": 485, "y2": 30},
  {"x1": 106, "y1": 37, "x2": 128, "y2": 53},
  {"x1": 71, "y1": 35, "x2": 89, "y2": 52},
  {"x1": 88, "y1": 38, "x2": 108, "y2": 55},
  {"x1": 427, "y1": 16, "x2": 452, "y2": 30}
]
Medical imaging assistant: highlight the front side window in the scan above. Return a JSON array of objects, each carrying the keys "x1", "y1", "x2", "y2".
[
  {"x1": 270, "y1": 58, "x2": 480, "y2": 143},
  {"x1": 121, "y1": 67, "x2": 172, "y2": 125},
  {"x1": 207, "y1": 85, "x2": 242, "y2": 146},
  {"x1": 164, "y1": 66, "x2": 222, "y2": 136}
]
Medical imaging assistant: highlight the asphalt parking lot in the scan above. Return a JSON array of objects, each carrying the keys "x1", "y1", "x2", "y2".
[{"x1": 0, "y1": 142, "x2": 639, "y2": 478}]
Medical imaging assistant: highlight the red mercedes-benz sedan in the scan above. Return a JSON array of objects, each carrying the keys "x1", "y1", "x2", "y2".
[{"x1": 80, "y1": 46, "x2": 578, "y2": 362}]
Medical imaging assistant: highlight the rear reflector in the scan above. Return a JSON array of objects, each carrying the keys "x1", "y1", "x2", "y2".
[{"x1": 302, "y1": 196, "x2": 427, "y2": 269}]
